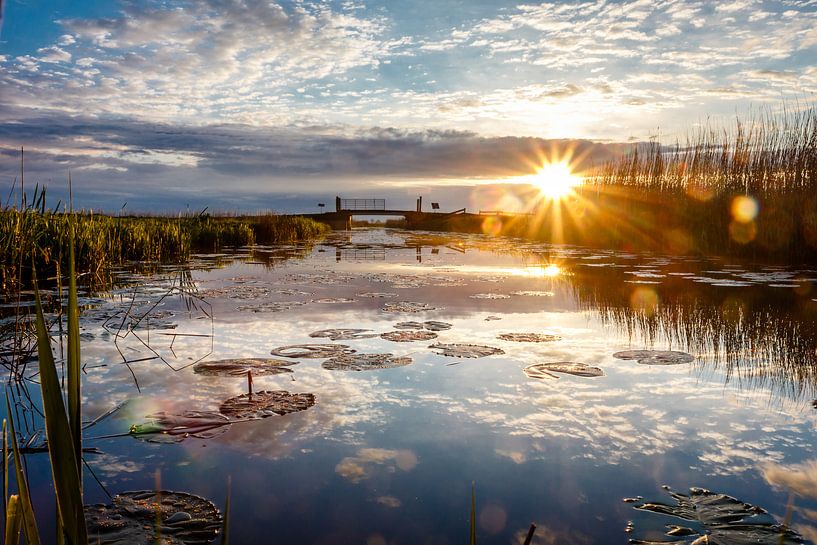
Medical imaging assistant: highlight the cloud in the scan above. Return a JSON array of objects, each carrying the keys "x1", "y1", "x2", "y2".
[
  {"x1": 763, "y1": 459, "x2": 817, "y2": 499},
  {"x1": 1, "y1": 0, "x2": 392, "y2": 122},
  {"x1": 0, "y1": 111, "x2": 630, "y2": 206},
  {"x1": 35, "y1": 46, "x2": 72, "y2": 63},
  {"x1": 335, "y1": 447, "x2": 418, "y2": 483}
]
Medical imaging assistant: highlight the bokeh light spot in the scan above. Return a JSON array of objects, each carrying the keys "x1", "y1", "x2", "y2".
[
  {"x1": 482, "y1": 216, "x2": 502, "y2": 236},
  {"x1": 731, "y1": 196, "x2": 759, "y2": 223},
  {"x1": 630, "y1": 287, "x2": 659, "y2": 316},
  {"x1": 729, "y1": 220, "x2": 757, "y2": 244}
]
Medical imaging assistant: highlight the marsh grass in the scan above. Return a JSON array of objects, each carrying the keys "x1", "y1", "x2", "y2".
[
  {"x1": 566, "y1": 104, "x2": 817, "y2": 261},
  {"x1": 426, "y1": 105, "x2": 817, "y2": 263},
  {"x1": 0, "y1": 195, "x2": 330, "y2": 292}
]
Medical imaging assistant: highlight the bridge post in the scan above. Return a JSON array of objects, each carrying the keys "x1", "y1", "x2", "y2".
[
  {"x1": 417, "y1": 196, "x2": 422, "y2": 212},
  {"x1": 336, "y1": 196, "x2": 341, "y2": 212}
]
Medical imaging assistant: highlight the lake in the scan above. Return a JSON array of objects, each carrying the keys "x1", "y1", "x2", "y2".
[{"x1": 5, "y1": 227, "x2": 817, "y2": 544}]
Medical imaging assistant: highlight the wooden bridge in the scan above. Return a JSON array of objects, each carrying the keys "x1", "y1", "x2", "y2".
[{"x1": 299, "y1": 196, "x2": 467, "y2": 230}]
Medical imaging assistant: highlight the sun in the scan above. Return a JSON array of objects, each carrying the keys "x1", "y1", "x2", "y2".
[{"x1": 533, "y1": 161, "x2": 582, "y2": 199}]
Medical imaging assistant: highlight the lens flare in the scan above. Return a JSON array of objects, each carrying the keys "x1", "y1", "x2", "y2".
[
  {"x1": 518, "y1": 264, "x2": 561, "y2": 278},
  {"x1": 731, "y1": 196, "x2": 759, "y2": 223},
  {"x1": 532, "y1": 161, "x2": 582, "y2": 200}
]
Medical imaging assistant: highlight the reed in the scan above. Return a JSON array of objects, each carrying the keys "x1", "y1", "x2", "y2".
[
  {"x1": 0, "y1": 197, "x2": 330, "y2": 292},
  {"x1": 405, "y1": 105, "x2": 817, "y2": 263},
  {"x1": 4, "y1": 399, "x2": 41, "y2": 544},
  {"x1": 563, "y1": 104, "x2": 817, "y2": 261},
  {"x1": 33, "y1": 260, "x2": 88, "y2": 543}
]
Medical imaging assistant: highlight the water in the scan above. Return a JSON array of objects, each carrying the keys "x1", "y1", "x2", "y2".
[{"x1": 6, "y1": 228, "x2": 817, "y2": 544}]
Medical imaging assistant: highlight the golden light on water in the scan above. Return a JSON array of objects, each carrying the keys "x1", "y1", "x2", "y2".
[
  {"x1": 532, "y1": 161, "x2": 583, "y2": 200},
  {"x1": 518, "y1": 264, "x2": 562, "y2": 278},
  {"x1": 542, "y1": 264, "x2": 561, "y2": 277}
]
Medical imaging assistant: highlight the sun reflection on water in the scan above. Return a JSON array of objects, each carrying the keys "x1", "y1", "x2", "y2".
[{"x1": 518, "y1": 264, "x2": 563, "y2": 278}]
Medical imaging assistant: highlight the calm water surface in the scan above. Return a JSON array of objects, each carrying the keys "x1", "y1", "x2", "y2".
[{"x1": 7, "y1": 228, "x2": 817, "y2": 544}]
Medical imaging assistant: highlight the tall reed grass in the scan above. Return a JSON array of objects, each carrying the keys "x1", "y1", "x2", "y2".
[
  {"x1": 0, "y1": 194, "x2": 330, "y2": 292},
  {"x1": 417, "y1": 105, "x2": 817, "y2": 263},
  {"x1": 570, "y1": 104, "x2": 817, "y2": 261}
]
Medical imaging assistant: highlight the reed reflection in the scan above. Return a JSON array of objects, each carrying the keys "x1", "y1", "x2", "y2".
[{"x1": 563, "y1": 262, "x2": 817, "y2": 402}]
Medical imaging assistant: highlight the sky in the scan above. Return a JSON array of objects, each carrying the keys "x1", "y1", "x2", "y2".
[{"x1": 1, "y1": 0, "x2": 816, "y2": 212}]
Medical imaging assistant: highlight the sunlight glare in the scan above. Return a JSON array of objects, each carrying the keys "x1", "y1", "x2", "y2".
[
  {"x1": 518, "y1": 264, "x2": 562, "y2": 278},
  {"x1": 534, "y1": 161, "x2": 582, "y2": 199}
]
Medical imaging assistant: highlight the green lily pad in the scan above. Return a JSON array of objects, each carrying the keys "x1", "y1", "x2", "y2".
[
  {"x1": 129, "y1": 411, "x2": 231, "y2": 443},
  {"x1": 86, "y1": 490, "x2": 222, "y2": 545},
  {"x1": 498, "y1": 333, "x2": 562, "y2": 342},
  {"x1": 428, "y1": 343, "x2": 504, "y2": 358},
  {"x1": 309, "y1": 329, "x2": 378, "y2": 341},
  {"x1": 629, "y1": 486, "x2": 804, "y2": 544},
  {"x1": 613, "y1": 350, "x2": 694, "y2": 365},
  {"x1": 219, "y1": 390, "x2": 316, "y2": 420},
  {"x1": 322, "y1": 353, "x2": 413, "y2": 371},
  {"x1": 270, "y1": 344, "x2": 355, "y2": 358},
  {"x1": 192, "y1": 358, "x2": 295, "y2": 377},
  {"x1": 380, "y1": 330, "x2": 438, "y2": 342}
]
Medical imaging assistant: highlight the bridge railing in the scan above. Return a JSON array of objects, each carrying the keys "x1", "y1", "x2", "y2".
[{"x1": 340, "y1": 198, "x2": 386, "y2": 211}]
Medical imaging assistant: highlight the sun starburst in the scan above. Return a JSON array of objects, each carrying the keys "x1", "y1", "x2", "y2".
[{"x1": 532, "y1": 161, "x2": 583, "y2": 200}]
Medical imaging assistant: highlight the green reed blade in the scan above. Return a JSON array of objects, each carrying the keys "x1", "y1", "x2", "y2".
[
  {"x1": 5, "y1": 494, "x2": 22, "y2": 545},
  {"x1": 5, "y1": 397, "x2": 40, "y2": 545},
  {"x1": 3, "y1": 419, "x2": 7, "y2": 527},
  {"x1": 470, "y1": 482, "x2": 476, "y2": 545},
  {"x1": 67, "y1": 224, "x2": 82, "y2": 483},
  {"x1": 32, "y1": 272, "x2": 88, "y2": 544},
  {"x1": 221, "y1": 477, "x2": 231, "y2": 545}
]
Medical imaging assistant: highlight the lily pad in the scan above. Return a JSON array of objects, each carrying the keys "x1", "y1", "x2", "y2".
[
  {"x1": 497, "y1": 333, "x2": 562, "y2": 342},
  {"x1": 382, "y1": 302, "x2": 436, "y2": 313},
  {"x1": 322, "y1": 353, "x2": 413, "y2": 371},
  {"x1": 510, "y1": 290, "x2": 554, "y2": 297},
  {"x1": 629, "y1": 486, "x2": 804, "y2": 544},
  {"x1": 394, "y1": 320, "x2": 451, "y2": 331},
  {"x1": 86, "y1": 490, "x2": 222, "y2": 545},
  {"x1": 192, "y1": 358, "x2": 295, "y2": 377},
  {"x1": 129, "y1": 411, "x2": 231, "y2": 443},
  {"x1": 394, "y1": 321, "x2": 424, "y2": 329},
  {"x1": 613, "y1": 350, "x2": 694, "y2": 365},
  {"x1": 357, "y1": 292, "x2": 399, "y2": 298},
  {"x1": 470, "y1": 293, "x2": 510, "y2": 299},
  {"x1": 235, "y1": 301, "x2": 306, "y2": 313},
  {"x1": 312, "y1": 297, "x2": 356, "y2": 304},
  {"x1": 423, "y1": 320, "x2": 452, "y2": 331},
  {"x1": 380, "y1": 330, "x2": 438, "y2": 342},
  {"x1": 270, "y1": 344, "x2": 355, "y2": 358},
  {"x1": 309, "y1": 329, "x2": 378, "y2": 341},
  {"x1": 219, "y1": 390, "x2": 316, "y2": 420},
  {"x1": 428, "y1": 343, "x2": 504, "y2": 358},
  {"x1": 524, "y1": 362, "x2": 604, "y2": 380}
]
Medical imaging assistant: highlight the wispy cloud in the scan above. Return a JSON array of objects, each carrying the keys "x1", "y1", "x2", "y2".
[{"x1": 0, "y1": 0, "x2": 815, "y2": 208}]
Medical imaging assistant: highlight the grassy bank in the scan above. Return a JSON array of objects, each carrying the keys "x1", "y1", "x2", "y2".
[
  {"x1": 0, "y1": 201, "x2": 330, "y2": 291},
  {"x1": 414, "y1": 105, "x2": 817, "y2": 263}
]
